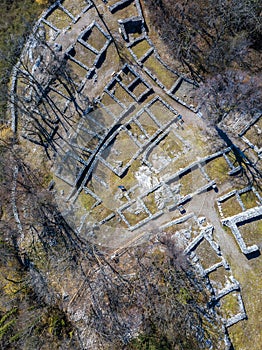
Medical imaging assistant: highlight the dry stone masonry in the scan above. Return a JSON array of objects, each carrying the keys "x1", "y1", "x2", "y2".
[{"x1": 9, "y1": 1, "x2": 262, "y2": 349}]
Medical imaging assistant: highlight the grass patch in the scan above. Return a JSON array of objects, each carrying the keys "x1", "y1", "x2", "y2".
[
  {"x1": 90, "y1": 204, "x2": 113, "y2": 222},
  {"x1": 208, "y1": 266, "x2": 232, "y2": 291},
  {"x1": 179, "y1": 168, "x2": 206, "y2": 196},
  {"x1": 67, "y1": 60, "x2": 88, "y2": 83},
  {"x1": 174, "y1": 80, "x2": 196, "y2": 105},
  {"x1": 205, "y1": 156, "x2": 230, "y2": 185},
  {"x1": 41, "y1": 171, "x2": 53, "y2": 188},
  {"x1": 144, "y1": 55, "x2": 178, "y2": 89},
  {"x1": 78, "y1": 191, "x2": 97, "y2": 211},
  {"x1": 148, "y1": 99, "x2": 176, "y2": 125},
  {"x1": 72, "y1": 125, "x2": 94, "y2": 151},
  {"x1": 240, "y1": 190, "x2": 260, "y2": 209},
  {"x1": 131, "y1": 40, "x2": 152, "y2": 59},
  {"x1": 245, "y1": 123, "x2": 262, "y2": 149},
  {"x1": 27, "y1": 241, "x2": 50, "y2": 271},
  {"x1": 43, "y1": 22, "x2": 59, "y2": 41},
  {"x1": 163, "y1": 217, "x2": 200, "y2": 236},
  {"x1": 84, "y1": 26, "x2": 108, "y2": 52},
  {"x1": 53, "y1": 175, "x2": 73, "y2": 198},
  {"x1": 227, "y1": 255, "x2": 262, "y2": 350},
  {"x1": 127, "y1": 122, "x2": 145, "y2": 138},
  {"x1": 101, "y1": 92, "x2": 124, "y2": 115},
  {"x1": 85, "y1": 135, "x2": 101, "y2": 150},
  {"x1": 221, "y1": 196, "x2": 243, "y2": 217},
  {"x1": 194, "y1": 239, "x2": 221, "y2": 270},
  {"x1": 110, "y1": 159, "x2": 141, "y2": 193},
  {"x1": 47, "y1": 8, "x2": 72, "y2": 30},
  {"x1": 102, "y1": 130, "x2": 139, "y2": 168},
  {"x1": 122, "y1": 204, "x2": 148, "y2": 226},
  {"x1": 143, "y1": 192, "x2": 159, "y2": 214},
  {"x1": 175, "y1": 81, "x2": 189, "y2": 99},
  {"x1": 256, "y1": 116, "x2": 262, "y2": 129},
  {"x1": 62, "y1": 0, "x2": 89, "y2": 17},
  {"x1": 74, "y1": 42, "x2": 97, "y2": 68},
  {"x1": 238, "y1": 219, "x2": 262, "y2": 247},
  {"x1": 131, "y1": 81, "x2": 149, "y2": 99},
  {"x1": 227, "y1": 151, "x2": 238, "y2": 166},
  {"x1": 0, "y1": 319, "x2": 16, "y2": 341},
  {"x1": 119, "y1": 69, "x2": 136, "y2": 86},
  {"x1": 113, "y1": 83, "x2": 133, "y2": 104},
  {"x1": 137, "y1": 111, "x2": 159, "y2": 135},
  {"x1": 108, "y1": 1, "x2": 138, "y2": 22},
  {"x1": 220, "y1": 293, "x2": 240, "y2": 319},
  {"x1": 97, "y1": 41, "x2": 121, "y2": 76},
  {"x1": 91, "y1": 107, "x2": 115, "y2": 129},
  {"x1": 159, "y1": 134, "x2": 184, "y2": 158},
  {"x1": 0, "y1": 126, "x2": 13, "y2": 146}
]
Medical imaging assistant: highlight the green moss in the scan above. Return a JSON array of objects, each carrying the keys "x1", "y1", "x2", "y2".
[
  {"x1": 0, "y1": 319, "x2": 16, "y2": 340},
  {"x1": 42, "y1": 171, "x2": 53, "y2": 188},
  {"x1": 48, "y1": 313, "x2": 66, "y2": 336},
  {"x1": 0, "y1": 308, "x2": 18, "y2": 328},
  {"x1": 28, "y1": 241, "x2": 49, "y2": 271},
  {"x1": 10, "y1": 330, "x2": 23, "y2": 343},
  {"x1": 177, "y1": 287, "x2": 191, "y2": 305}
]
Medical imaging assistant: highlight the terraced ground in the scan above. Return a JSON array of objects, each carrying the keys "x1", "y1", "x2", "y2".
[{"x1": 9, "y1": 0, "x2": 262, "y2": 349}]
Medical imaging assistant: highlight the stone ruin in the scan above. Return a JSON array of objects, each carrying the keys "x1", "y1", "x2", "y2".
[{"x1": 9, "y1": 1, "x2": 262, "y2": 349}]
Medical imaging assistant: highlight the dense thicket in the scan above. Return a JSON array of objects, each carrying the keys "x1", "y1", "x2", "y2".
[
  {"x1": 145, "y1": 0, "x2": 262, "y2": 124},
  {"x1": 145, "y1": 0, "x2": 261, "y2": 75},
  {"x1": 0, "y1": 1, "x2": 53, "y2": 123}
]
